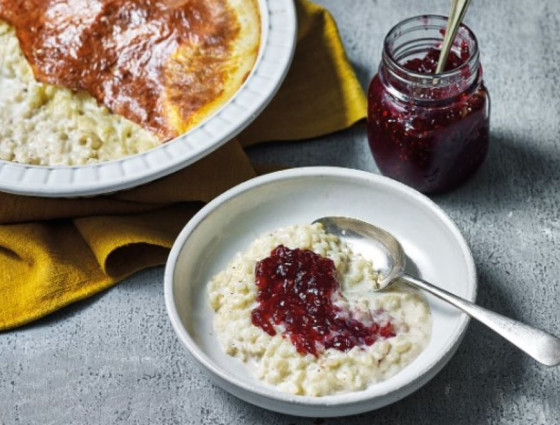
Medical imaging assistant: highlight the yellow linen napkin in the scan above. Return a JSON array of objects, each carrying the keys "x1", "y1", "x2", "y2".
[{"x1": 0, "y1": 0, "x2": 367, "y2": 331}]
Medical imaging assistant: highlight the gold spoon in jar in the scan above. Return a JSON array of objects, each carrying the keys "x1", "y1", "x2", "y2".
[
  {"x1": 313, "y1": 216, "x2": 560, "y2": 367},
  {"x1": 436, "y1": 0, "x2": 472, "y2": 74}
]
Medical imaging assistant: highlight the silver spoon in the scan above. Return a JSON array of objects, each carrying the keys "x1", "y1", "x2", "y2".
[
  {"x1": 435, "y1": 0, "x2": 472, "y2": 74},
  {"x1": 313, "y1": 216, "x2": 560, "y2": 367}
]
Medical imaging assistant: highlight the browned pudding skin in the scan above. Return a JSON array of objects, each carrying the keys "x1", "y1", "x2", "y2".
[{"x1": 0, "y1": 0, "x2": 240, "y2": 140}]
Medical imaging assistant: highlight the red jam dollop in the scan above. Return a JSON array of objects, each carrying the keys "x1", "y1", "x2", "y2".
[
  {"x1": 367, "y1": 49, "x2": 490, "y2": 194},
  {"x1": 251, "y1": 245, "x2": 395, "y2": 357}
]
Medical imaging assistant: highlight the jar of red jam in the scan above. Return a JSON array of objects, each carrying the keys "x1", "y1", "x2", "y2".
[{"x1": 367, "y1": 15, "x2": 490, "y2": 193}]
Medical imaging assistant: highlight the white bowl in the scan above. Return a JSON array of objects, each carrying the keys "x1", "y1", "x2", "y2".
[
  {"x1": 0, "y1": 0, "x2": 296, "y2": 197},
  {"x1": 164, "y1": 167, "x2": 477, "y2": 417}
]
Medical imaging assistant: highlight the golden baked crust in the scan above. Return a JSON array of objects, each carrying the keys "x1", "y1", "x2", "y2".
[{"x1": 0, "y1": 0, "x2": 260, "y2": 141}]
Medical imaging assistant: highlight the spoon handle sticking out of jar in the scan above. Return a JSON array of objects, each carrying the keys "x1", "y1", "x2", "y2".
[{"x1": 436, "y1": 0, "x2": 472, "y2": 75}]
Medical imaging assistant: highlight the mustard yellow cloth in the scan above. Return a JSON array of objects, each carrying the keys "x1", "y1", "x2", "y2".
[{"x1": 0, "y1": 0, "x2": 366, "y2": 331}]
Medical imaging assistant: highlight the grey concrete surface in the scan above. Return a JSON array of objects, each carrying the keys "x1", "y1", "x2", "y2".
[{"x1": 2, "y1": 0, "x2": 560, "y2": 424}]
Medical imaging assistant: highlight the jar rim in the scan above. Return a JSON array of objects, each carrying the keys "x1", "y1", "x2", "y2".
[{"x1": 383, "y1": 14, "x2": 480, "y2": 81}]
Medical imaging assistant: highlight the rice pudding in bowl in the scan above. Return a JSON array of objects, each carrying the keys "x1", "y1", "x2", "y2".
[{"x1": 208, "y1": 223, "x2": 432, "y2": 396}]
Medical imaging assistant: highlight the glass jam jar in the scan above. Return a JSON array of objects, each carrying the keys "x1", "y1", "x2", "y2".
[{"x1": 367, "y1": 15, "x2": 490, "y2": 193}]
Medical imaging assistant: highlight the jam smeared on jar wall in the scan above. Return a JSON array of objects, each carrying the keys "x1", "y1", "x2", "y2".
[
  {"x1": 251, "y1": 245, "x2": 395, "y2": 356},
  {"x1": 0, "y1": 0, "x2": 240, "y2": 140},
  {"x1": 367, "y1": 17, "x2": 490, "y2": 194}
]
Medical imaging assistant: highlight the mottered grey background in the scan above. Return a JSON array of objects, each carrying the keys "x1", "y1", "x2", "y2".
[{"x1": 1, "y1": 0, "x2": 560, "y2": 424}]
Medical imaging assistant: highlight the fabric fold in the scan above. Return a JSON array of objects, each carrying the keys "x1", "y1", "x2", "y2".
[{"x1": 73, "y1": 205, "x2": 200, "y2": 277}]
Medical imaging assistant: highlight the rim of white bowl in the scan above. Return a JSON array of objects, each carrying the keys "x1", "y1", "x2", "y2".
[
  {"x1": 164, "y1": 167, "x2": 478, "y2": 409},
  {"x1": 0, "y1": 0, "x2": 297, "y2": 198}
]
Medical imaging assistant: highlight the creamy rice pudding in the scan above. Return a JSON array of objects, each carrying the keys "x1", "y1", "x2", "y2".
[{"x1": 208, "y1": 223, "x2": 432, "y2": 396}]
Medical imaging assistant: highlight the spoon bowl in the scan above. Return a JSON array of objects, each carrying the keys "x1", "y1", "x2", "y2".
[
  {"x1": 315, "y1": 216, "x2": 405, "y2": 289},
  {"x1": 314, "y1": 216, "x2": 560, "y2": 367}
]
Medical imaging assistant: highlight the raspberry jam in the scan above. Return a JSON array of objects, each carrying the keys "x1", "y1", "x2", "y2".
[
  {"x1": 251, "y1": 245, "x2": 395, "y2": 356},
  {"x1": 367, "y1": 16, "x2": 490, "y2": 194},
  {"x1": 403, "y1": 48, "x2": 467, "y2": 74}
]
